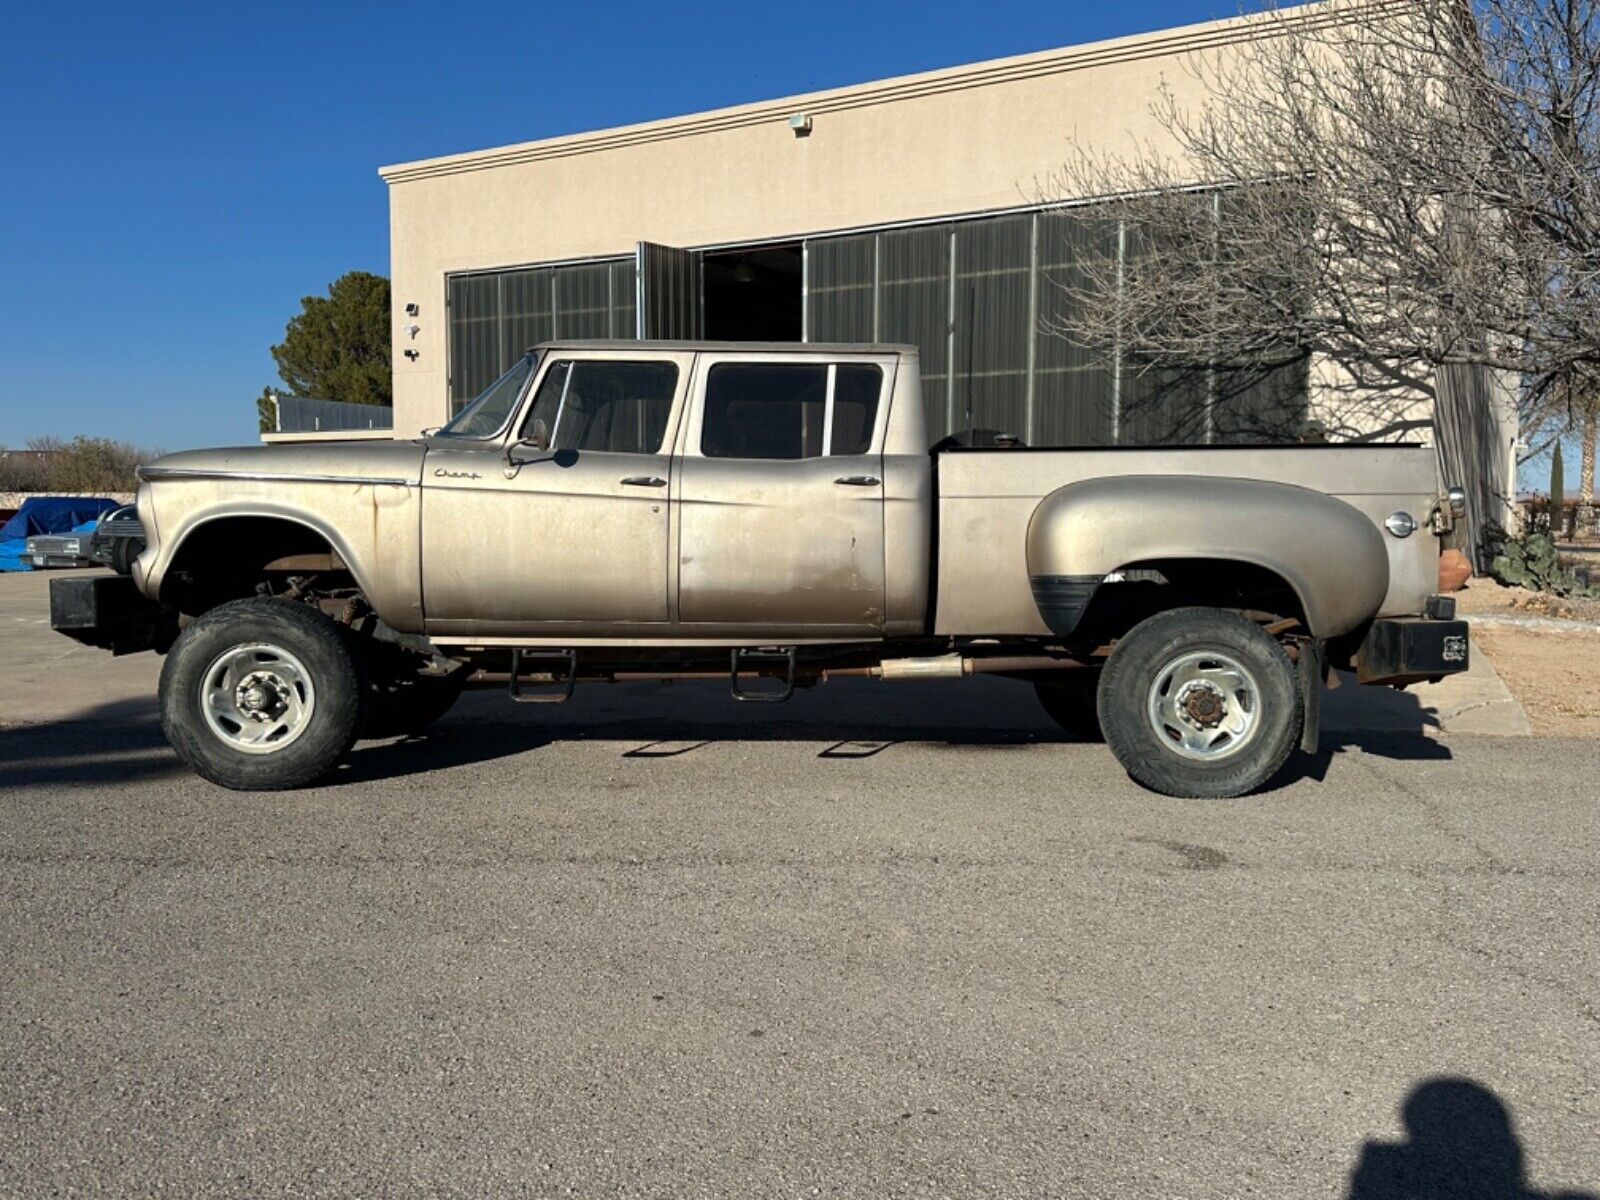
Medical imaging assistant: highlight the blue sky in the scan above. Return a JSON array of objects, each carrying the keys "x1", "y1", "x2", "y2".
[{"x1": 0, "y1": 0, "x2": 1247, "y2": 451}]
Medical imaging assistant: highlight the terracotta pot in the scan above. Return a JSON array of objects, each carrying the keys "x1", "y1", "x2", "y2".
[{"x1": 1438, "y1": 548, "x2": 1472, "y2": 593}]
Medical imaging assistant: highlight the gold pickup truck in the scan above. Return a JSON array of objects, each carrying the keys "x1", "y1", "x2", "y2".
[{"x1": 50, "y1": 340, "x2": 1469, "y2": 797}]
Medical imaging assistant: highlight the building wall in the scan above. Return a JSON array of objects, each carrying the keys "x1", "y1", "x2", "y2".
[{"x1": 382, "y1": 9, "x2": 1362, "y2": 436}]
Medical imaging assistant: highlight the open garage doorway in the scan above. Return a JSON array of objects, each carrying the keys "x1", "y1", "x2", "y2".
[{"x1": 701, "y1": 243, "x2": 803, "y2": 341}]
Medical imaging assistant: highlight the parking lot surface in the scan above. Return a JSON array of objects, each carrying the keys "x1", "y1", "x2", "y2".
[{"x1": 2, "y1": 572, "x2": 1597, "y2": 1197}]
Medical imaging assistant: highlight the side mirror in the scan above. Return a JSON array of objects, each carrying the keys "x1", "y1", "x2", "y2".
[{"x1": 503, "y1": 420, "x2": 550, "y2": 476}]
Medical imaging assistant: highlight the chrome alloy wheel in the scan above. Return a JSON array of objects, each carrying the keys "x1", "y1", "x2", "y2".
[
  {"x1": 199, "y1": 642, "x2": 317, "y2": 754},
  {"x1": 1146, "y1": 649, "x2": 1262, "y2": 761}
]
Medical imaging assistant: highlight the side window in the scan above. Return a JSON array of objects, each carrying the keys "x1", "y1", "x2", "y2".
[
  {"x1": 701, "y1": 362, "x2": 883, "y2": 460},
  {"x1": 702, "y1": 364, "x2": 827, "y2": 459},
  {"x1": 522, "y1": 360, "x2": 678, "y2": 454},
  {"x1": 830, "y1": 365, "x2": 882, "y2": 456}
]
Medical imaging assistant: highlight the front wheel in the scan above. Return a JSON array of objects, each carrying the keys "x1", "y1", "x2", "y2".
[
  {"x1": 1097, "y1": 607, "x2": 1302, "y2": 799},
  {"x1": 158, "y1": 597, "x2": 365, "y2": 790}
]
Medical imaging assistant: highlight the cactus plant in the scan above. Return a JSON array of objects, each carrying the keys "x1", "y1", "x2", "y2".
[{"x1": 1491, "y1": 531, "x2": 1600, "y2": 597}]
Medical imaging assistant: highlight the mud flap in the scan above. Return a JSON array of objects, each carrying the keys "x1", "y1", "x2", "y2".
[{"x1": 1296, "y1": 639, "x2": 1324, "y2": 755}]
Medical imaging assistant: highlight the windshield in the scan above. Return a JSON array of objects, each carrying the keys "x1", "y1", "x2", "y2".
[{"x1": 436, "y1": 352, "x2": 539, "y2": 438}]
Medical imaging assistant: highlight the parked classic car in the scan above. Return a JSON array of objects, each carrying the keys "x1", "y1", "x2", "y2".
[
  {"x1": 50, "y1": 341, "x2": 1469, "y2": 796},
  {"x1": 23, "y1": 504, "x2": 144, "y2": 571}
]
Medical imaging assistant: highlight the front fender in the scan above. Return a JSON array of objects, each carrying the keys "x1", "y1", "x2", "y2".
[
  {"x1": 141, "y1": 483, "x2": 424, "y2": 632},
  {"x1": 1025, "y1": 475, "x2": 1389, "y2": 638}
]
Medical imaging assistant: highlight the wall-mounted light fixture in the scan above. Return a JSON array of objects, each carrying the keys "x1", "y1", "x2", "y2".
[
  {"x1": 405, "y1": 324, "x2": 421, "y2": 339},
  {"x1": 405, "y1": 302, "x2": 420, "y2": 316},
  {"x1": 404, "y1": 349, "x2": 420, "y2": 362},
  {"x1": 788, "y1": 113, "x2": 812, "y2": 138}
]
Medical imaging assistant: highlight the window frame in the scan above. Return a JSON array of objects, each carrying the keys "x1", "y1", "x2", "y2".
[{"x1": 685, "y1": 354, "x2": 891, "y2": 462}]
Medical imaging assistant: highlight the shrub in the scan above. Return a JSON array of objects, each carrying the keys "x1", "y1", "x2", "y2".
[{"x1": 1491, "y1": 532, "x2": 1600, "y2": 598}]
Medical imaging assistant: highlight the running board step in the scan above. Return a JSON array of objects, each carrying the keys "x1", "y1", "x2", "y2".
[
  {"x1": 731, "y1": 646, "x2": 796, "y2": 703},
  {"x1": 508, "y1": 647, "x2": 577, "y2": 703}
]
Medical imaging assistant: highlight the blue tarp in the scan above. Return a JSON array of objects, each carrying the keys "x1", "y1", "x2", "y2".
[
  {"x1": 0, "y1": 496, "x2": 117, "y2": 540},
  {"x1": 0, "y1": 497, "x2": 117, "y2": 572}
]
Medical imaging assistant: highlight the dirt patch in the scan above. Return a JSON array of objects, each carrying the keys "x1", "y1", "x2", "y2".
[
  {"x1": 1471, "y1": 626, "x2": 1600, "y2": 737},
  {"x1": 1454, "y1": 576, "x2": 1600, "y2": 623}
]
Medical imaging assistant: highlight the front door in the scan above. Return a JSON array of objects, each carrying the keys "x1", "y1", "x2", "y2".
[
  {"x1": 676, "y1": 357, "x2": 889, "y2": 635},
  {"x1": 421, "y1": 354, "x2": 689, "y2": 635}
]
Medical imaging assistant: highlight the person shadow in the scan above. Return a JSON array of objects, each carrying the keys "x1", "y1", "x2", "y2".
[{"x1": 1349, "y1": 1078, "x2": 1597, "y2": 1200}]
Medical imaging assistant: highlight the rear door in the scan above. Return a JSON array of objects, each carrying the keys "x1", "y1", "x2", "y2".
[{"x1": 675, "y1": 355, "x2": 890, "y2": 635}]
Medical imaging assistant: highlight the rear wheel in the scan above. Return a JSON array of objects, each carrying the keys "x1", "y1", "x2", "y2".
[
  {"x1": 1033, "y1": 671, "x2": 1103, "y2": 741},
  {"x1": 1097, "y1": 607, "x2": 1301, "y2": 798},
  {"x1": 159, "y1": 597, "x2": 365, "y2": 790}
]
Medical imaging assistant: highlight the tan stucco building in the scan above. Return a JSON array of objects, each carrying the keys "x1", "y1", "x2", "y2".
[
  {"x1": 378, "y1": 3, "x2": 1517, "y2": 528},
  {"x1": 380, "y1": 11, "x2": 1319, "y2": 439}
]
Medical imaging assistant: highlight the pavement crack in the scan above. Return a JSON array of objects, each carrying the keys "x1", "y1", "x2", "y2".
[{"x1": 1352, "y1": 753, "x2": 1508, "y2": 873}]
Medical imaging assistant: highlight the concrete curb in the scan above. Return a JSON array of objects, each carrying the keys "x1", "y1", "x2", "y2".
[
  {"x1": 1323, "y1": 634, "x2": 1532, "y2": 738},
  {"x1": 1466, "y1": 612, "x2": 1600, "y2": 635}
]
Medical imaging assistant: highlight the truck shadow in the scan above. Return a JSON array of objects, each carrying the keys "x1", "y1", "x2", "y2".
[
  {"x1": 0, "y1": 697, "x2": 184, "y2": 788},
  {"x1": 1, "y1": 676, "x2": 1451, "y2": 792}
]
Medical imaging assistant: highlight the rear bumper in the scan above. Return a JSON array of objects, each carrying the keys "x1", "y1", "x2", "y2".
[
  {"x1": 1356, "y1": 613, "x2": 1469, "y2": 685},
  {"x1": 49, "y1": 575, "x2": 178, "y2": 656}
]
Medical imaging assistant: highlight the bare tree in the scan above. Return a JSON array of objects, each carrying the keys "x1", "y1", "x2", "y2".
[{"x1": 1040, "y1": 0, "x2": 1600, "y2": 560}]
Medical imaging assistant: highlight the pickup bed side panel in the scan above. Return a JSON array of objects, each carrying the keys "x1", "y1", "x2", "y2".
[
  {"x1": 1025, "y1": 475, "x2": 1390, "y2": 637},
  {"x1": 934, "y1": 446, "x2": 1438, "y2": 638}
]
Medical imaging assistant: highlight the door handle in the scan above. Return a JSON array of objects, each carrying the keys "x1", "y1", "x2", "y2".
[
  {"x1": 833, "y1": 475, "x2": 880, "y2": 487},
  {"x1": 620, "y1": 475, "x2": 667, "y2": 487}
]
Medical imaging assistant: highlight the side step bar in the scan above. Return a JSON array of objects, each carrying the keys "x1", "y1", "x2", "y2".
[
  {"x1": 731, "y1": 647, "x2": 796, "y2": 702},
  {"x1": 508, "y1": 647, "x2": 577, "y2": 703}
]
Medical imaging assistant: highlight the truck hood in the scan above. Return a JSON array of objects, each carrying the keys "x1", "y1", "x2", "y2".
[{"x1": 139, "y1": 441, "x2": 425, "y2": 486}]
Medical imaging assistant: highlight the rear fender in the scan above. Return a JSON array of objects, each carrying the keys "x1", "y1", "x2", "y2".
[{"x1": 1025, "y1": 475, "x2": 1389, "y2": 639}]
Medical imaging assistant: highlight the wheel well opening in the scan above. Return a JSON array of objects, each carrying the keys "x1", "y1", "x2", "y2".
[
  {"x1": 162, "y1": 517, "x2": 356, "y2": 615},
  {"x1": 1074, "y1": 558, "x2": 1310, "y2": 643}
]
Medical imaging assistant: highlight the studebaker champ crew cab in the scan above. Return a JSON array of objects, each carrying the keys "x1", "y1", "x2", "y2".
[{"x1": 50, "y1": 341, "x2": 1470, "y2": 797}]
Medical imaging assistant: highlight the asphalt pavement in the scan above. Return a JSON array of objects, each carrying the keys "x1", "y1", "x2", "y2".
[{"x1": 1, "y1": 571, "x2": 1596, "y2": 1197}]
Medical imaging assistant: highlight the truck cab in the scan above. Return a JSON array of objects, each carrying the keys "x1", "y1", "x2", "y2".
[{"x1": 418, "y1": 342, "x2": 932, "y2": 641}]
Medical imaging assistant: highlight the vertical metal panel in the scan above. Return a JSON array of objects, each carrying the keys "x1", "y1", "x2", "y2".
[
  {"x1": 608, "y1": 260, "x2": 638, "y2": 338},
  {"x1": 876, "y1": 224, "x2": 952, "y2": 443},
  {"x1": 554, "y1": 263, "x2": 612, "y2": 339},
  {"x1": 637, "y1": 242, "x2": 704, "y2": 338},
  {"x1": 946, "y1": 228, "x2": 958, "y2": 436},
  {"x1": 1033, "y1": 210, "x2": 1117, "y2": 446},
  {"x1": 1211, "y1": 357, "x2": 1311, "y2": 443},
  {"x1": 445, "y1": 273, "x2": 501, "y2": 410},
  {"x1": 952, "y1": 214, "x2": 1032, "y2": 440},
  {"x1": 1025, "y1": 213, "x2": 1039, "y2": 445},
  {"x1": 501, "y1": 267, "x2": 554, "y2": 362},
  {"x1": 804, "y1": 234, "x2": 875, "y2": 344}
]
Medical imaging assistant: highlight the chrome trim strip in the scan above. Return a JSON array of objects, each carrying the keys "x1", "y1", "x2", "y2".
[{"x1": 137, "y1": 466, "x2": 417, "y2": 487}]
